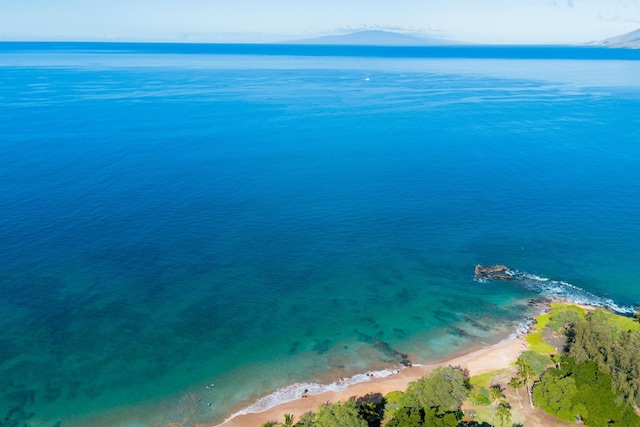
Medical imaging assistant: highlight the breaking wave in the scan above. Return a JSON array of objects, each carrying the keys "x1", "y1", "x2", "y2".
[
  {"x1": 509, "y1": 316, "x2": 538, "y2": 340},
  {"x1": 506, "y1": 269, "x2": 636, "y2": 315},
  {"x1": 220, "y1": 368, "x2": 401, "y2": 424}
]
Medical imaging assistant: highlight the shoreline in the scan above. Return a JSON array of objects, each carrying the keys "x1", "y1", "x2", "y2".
[
  {"x1": 207, "y1": 297, "x2": 621, "y2": 427},
  {"x1": 211, "y1": 334, "x2": 530, "y2": 427}
]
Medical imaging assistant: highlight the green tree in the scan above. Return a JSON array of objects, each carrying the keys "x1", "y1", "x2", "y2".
[
  {"x1": 470, "y1": 386, "x2": 490, "y2": 406},
  {"x1": 495, "y1": 401, "x2": 512, "y2": 427},
  {"x1": 532, "y1": 372, "x2": 578, "y2": 422},
  {"x1": 518, "y1": 350, "x2": 552, "y2": 375},
  {"x1": 386, "y1": 407, "x2": 423, "y2": 427},
  {"x1": 550, "y1": 353, "x2": 562, "y2": 370},
  {"x1": 422, "y1": 406, "x2": 460, "y2": 427},
  {"x1": 383, "y1": 391, "x2": 405, "y2": 420},
  {"x1": 402, "y1": 366, "x2": 469, "y2": 414},
  {"x1": 507, "y1": 377, "x2": 523, "y2": 409},
  {"x1": 548, "y1": 306, "x2": 584, "y2": 332},
  {"x1": 280, "y1": 413, "x2": 295, "y2": 427},
  {"x1": 533, "y1": 357, "x2": 640, "y2": 426},
  {"x1": 315, "y1": 400, "x2": 367, "y2": 427},
  {"x1": 296, "y1": 411, "x2": 316, "y2": 427},
  {"x1": 568, "y1": 310, "x2": 640, "y2": 407},
  {"x1": 571, "y1": 361, "x2": 640, "y2": 427},
  {"x1": 569, "y1": 312, "x2": 615, "y2": 373},
  {"x1": 387, "y1": 407, "x2": 460, "y2": 427},
  {"x1": 515, "y1": 358, "x2": 535, "y2": 408},
  {"x1": 489, "y1": 384, "x2": 505, "y2": 427},
  {"x1": 357, "y1": 401, "x2": 381, "y2": 425}
]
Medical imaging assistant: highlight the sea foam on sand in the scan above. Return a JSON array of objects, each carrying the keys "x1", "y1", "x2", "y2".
[{"x1": 221, "y1": 368, "x2": 401, "y2": 423}]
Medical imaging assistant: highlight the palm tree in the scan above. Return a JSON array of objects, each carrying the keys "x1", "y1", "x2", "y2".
[
  {"x1": 516, "y1": 358, "x2": 535, "y2": 408},
  {"x1": 489, "y1": 384, "x2": 505, "y2": 426},
  {"x1": 358, "y1": 401, "x2": 381, "y2": 425},
  {"x1": 495, "y1": 400, "x2": 512, "y2": 427},
  {"x1": 507, "y1": 377, "x2": 523, "y2": 409},
  {"x1": 550, "y1": 353, "x2": 562, "y2": 370},
  {"x1": 280, "y1": 413, "x2": 295, "y2": 427},
  {"x1": 296, "y1": 412, "x2": 316, "y2": 427}
]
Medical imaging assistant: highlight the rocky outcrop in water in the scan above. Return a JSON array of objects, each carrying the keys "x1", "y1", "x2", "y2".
[{"x1": 474, "y1": 265, "x2": 512, "y2": 281}]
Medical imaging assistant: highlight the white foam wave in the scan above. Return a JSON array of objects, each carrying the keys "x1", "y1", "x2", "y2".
[
  {"x1": 220, "y1": 368, "x2": 402, "y2": 424},
  {"x1": 510, "y1": 270, "x2": 635, "y2": 315},
  {"x1": 509, "y1": 316, "x2": 537, "y2": 340}
]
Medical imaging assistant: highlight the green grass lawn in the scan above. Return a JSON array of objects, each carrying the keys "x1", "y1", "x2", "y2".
[
  {"x1": 607, "y1": 311, "x2": 640, "y2": 332},
  {"x1": 526, "y1": 303, "x2": 590, "y2": 354},
  {"x1": 525, "y1": 331, "x2": 556, "y2": 354}
]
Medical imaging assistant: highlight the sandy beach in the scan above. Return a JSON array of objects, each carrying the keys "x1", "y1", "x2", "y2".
[{"x1": 212, "y1": 336, "x2": 529, "y2": 427}]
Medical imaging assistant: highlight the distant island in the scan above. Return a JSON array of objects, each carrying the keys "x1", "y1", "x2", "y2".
[
  {"x1": 591, "y1": 27, "x2": 640, "y2": 48},
  {"x1": 287, "y1": 30, "x2": 460, "y2": 46},
  {"x1": 286, "y1": 28, "x2": 640, "y2": 49}
]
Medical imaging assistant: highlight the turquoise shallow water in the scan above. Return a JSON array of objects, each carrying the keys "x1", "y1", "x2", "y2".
[{"x1": 1, "y1": 43, "x2": 639, "y2": 426}]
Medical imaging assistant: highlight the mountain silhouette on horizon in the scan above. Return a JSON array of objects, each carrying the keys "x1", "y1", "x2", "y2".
[
  {"x1": 593, "y1": 28, "x2": 640, "y2": 48},
  {"x1": 288, "y1": 30, "x2": 460, "y2": 46}
]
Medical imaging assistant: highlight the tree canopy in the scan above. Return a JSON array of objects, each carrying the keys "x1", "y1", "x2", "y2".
[
  {"x1": 314, "y1": 400, "x2": 368, "y2": 427},
  {"x1": 533, "y1": 307, "x2": 640, "y2": 426},
  {"x1": 401, "y1": 366, "x2": 469, "y2": 413},
  {"x1": 568, "y1": 309, "x2": 640, "y2": 407}
]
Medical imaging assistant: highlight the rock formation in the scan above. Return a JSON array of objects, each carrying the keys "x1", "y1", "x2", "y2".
[{"x1": 474, "y1": 264, "x2": 512, "y2": 281}]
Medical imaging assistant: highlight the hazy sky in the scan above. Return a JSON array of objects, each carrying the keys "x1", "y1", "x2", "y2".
[{"x1": 1, "y1": 0, "x2": 639, "y2": 44}]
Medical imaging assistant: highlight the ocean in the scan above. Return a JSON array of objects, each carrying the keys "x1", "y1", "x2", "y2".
[{"x1": 1, "y1": 42, "x2": 639, "y2": 426}]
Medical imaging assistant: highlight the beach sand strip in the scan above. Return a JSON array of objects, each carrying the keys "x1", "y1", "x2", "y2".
[{"x1": 212, "y1": 336, "x2": 529, "y2": 427}]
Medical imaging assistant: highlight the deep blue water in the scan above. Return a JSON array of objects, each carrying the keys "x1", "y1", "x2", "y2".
[{"x1": 1, "y1": 43, "x2": 639, "y2": 426}]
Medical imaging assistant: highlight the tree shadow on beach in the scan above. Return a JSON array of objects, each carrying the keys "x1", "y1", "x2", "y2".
[
  {"x1": 355, "y1": 392, "x2": 384, "y2": 405},
  {"x1": 355, "y1": 393, "x2": 385, "y2": 427}
]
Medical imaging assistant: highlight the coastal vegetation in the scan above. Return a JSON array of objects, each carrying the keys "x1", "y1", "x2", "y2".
[
  {"x1": 532, "y1": 304, "x2": 640, "y2": 426},
  {"x1": 265, "y1": 303, "x2": 640, "y2": 427},
  {"x1": 264, "y1": 366, "x2": 469, "y2": 427}
]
